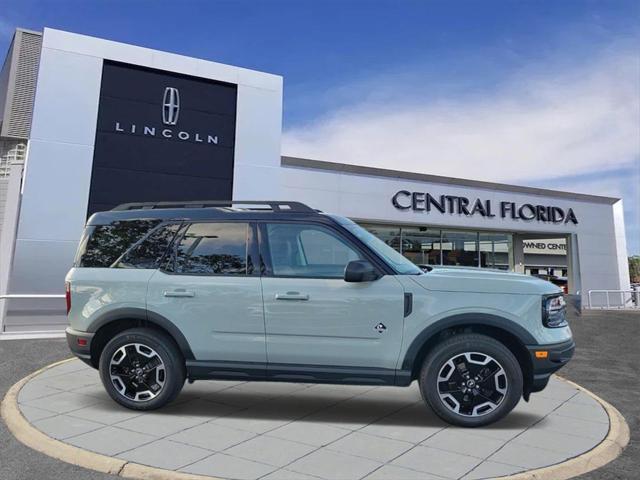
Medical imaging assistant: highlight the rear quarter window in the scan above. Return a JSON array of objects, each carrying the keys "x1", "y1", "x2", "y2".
[{"x1": 75, "y1": 220, "x2": 162, "y2": 268}]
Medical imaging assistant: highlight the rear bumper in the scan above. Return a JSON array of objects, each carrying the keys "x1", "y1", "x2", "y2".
[
  {"x1": 526, "y1": 338, "x2": 575, "y2": 394},
  {"x1": 65, "y1": 327, "x2": 95, "y2": 367}
]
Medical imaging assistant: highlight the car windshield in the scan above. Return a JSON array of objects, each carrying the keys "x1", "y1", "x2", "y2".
[{"x1": 336, "y1": 217, "x2": 422, "y2": 275}]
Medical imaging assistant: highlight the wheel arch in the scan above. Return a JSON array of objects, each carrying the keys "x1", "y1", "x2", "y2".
[
  {"x1": 401, "y1": 313, "x2": 535, "y2": 398},
  {"x1": 86, "y1": 308, "x2": 195, "y2": 368}
]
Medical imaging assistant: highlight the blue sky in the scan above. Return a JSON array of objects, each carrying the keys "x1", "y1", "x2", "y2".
[{"x1": 1, "y1": 0, "x2": 639, "y2": 253}]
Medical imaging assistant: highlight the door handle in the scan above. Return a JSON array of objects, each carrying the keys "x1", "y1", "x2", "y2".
[
  {"x1": 275, "y1": 292, "x2": 309, "y2": 301},
  {"x1": 163, "y1": 289, "x2": 195, "y2": 298}
]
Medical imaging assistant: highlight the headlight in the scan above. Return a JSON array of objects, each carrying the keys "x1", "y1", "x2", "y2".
[{"x1": 542, "y1": 294, "x2": 568, "y2": 328}]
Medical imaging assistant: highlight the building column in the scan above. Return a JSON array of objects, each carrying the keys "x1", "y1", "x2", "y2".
[{"x1": 512, "y1": 234, "x2": 525, "y2": 274}]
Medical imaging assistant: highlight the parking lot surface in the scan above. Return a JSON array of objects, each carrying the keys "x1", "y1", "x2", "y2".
[
  {"x1": 1, "y1": 310, "x2": 638, "y2": 480},
  {"x1": 14, "y1": 358, "x2": 610, "y2": 480}
]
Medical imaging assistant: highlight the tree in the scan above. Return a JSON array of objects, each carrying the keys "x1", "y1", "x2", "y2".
[{"x1": 629, "y1": 256, "x2": 640, "y2": 283}]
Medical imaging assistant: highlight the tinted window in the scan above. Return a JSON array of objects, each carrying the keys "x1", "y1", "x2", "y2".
[
  {"x1": 171, "y1": 223, "x2": 248, "y2": 275},
  {"x1": 76, "y1": 220, "x2": 161, "y2": 267},
  {"x1": 117, "y1": 223, "x2": 181, "y2": 269},
  {"x1": 266, "y1": 223, "x2": 362, "y2": 278}
]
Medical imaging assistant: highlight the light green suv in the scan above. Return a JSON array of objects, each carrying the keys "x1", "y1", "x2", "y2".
[{"x1": 66, "y1": 201, "x2": 575, "y2": 427}]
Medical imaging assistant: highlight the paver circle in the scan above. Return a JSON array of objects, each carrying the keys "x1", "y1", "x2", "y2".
[{"x1": 2, "y1": 358, "x2": 629, "y2": 480}]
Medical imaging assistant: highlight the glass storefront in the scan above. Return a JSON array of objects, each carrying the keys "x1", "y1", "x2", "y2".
[
  {"x1": 400, "y1": 227, "x2": 441, "y2": 266},
  {"x1": 360, "y1": 223, "x2": 513, "y2": 270},
  {"x1": 479, "y1": 232, "x2": 512, "y2": 270},
  {"x1": 441, "y1": 230, "x2": 479, "y2": 267}
]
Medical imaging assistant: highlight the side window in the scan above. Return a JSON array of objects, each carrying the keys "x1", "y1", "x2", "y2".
[
  {"x1": 117, "y1": 224, "x2": 181, "y2": 269},
  {"x1": 171, "y1": 223, "x2": 248, "y2": 275},
  {"x1": 265, "y1": 223, "x2": 362, "y2": 278},
  {"x1": 76, "y1": 219, "x2": 161, "y2": 267}
]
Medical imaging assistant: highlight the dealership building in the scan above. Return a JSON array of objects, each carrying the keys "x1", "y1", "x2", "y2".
[{"x1": 0, "y1": 28, "x2": 630, "y2": 333}]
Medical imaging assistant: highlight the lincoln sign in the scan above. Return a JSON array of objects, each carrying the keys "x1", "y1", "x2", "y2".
[{"x1": 392, "y1": 190, "x2": 579, "y2": 225}]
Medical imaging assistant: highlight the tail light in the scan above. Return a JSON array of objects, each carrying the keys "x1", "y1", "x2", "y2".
[{"x1": 65, "y1": 282, "x2": 71, "y2": 315}]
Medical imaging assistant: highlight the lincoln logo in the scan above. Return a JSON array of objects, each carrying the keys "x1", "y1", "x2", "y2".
[
  {"x1": 162, "y1": 87, "x2": 180, "y2": 125},
  {"x1": 113, "y1": 86, "x2": 220, "y2": 145}
]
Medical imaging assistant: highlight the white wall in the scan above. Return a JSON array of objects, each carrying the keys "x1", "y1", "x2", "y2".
[
  {"x1": 279, "y1": 164, "x2": 629, "y2": 305},
  {"x1": 6, "y1": 28, "x2": 283, "y2": 330}
]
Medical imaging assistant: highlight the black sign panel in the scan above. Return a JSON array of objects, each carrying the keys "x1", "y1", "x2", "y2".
[{"x1": 88, "y1": 61, "x2": 237, "y2": 215}]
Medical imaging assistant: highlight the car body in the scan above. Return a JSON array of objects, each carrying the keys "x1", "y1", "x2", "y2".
[
  {"x1": 533, "y1": 274, "x2": 568, "y2": 294},
  {"x1": 66, "y1": 201, "x2": 574, "y2": 427}
]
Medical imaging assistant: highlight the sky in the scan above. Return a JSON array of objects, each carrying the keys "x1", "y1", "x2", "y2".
[{"x1": 1, "y1": 0, "x2": 639, "y2": 254}]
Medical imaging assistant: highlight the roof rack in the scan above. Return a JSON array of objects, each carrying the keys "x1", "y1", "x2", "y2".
[{"x1": 111, "y1": 200, "x2": 316, "y2": 213}]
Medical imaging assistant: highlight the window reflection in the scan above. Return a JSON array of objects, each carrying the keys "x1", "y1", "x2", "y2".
[
  {"x1": 78, "y1": 220, "x2": 161, "y2": 268},
  {"x1": 360, "y1": 223, "x2": 513, "y2": 270},
  {"x1": 400, "y1": 227, "x2": 441, "y2": 266},
  {"x1": 360, "y1": 225, "x2": 402, "y2": 252},
  {"x1": 174, "y1": 223, "x2": 248, "y2": 275},
  {"x1": 441, "y1": 231, "x2": 479, "y2": 266},
  {"x1": 479, "y1": 233, "x2": 512, "y2": 270}
]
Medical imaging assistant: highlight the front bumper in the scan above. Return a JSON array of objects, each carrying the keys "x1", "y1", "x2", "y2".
[
  {"x1": 65, "y1": 327, "x2": 95, "y2": 367},
  {"x1": 526, "y1": 338, "x2": 575, "y2": 395}
]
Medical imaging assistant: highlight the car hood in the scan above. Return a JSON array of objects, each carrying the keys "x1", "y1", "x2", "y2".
[{"x1": 410, "y1": 267, "x2": 562, "y2": 295}]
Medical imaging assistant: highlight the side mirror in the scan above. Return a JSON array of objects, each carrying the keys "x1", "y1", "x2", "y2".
[{"x1": 344, "y1": 260, "x2": 379, "y2": 282}]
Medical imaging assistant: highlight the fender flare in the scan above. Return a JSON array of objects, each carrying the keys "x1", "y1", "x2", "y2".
[
  {"x1": 400, "y1": 313, "x2": 537, "y2": 372},
  {"x1": 87, "y1": 307, "x2": 195, "y2": 360}
]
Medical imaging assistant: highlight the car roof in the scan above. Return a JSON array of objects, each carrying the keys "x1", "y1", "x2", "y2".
[{"x1": 86, "y1": 201, "x2": 326, "y2": 226}]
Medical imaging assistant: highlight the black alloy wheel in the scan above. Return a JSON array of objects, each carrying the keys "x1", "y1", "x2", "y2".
[
  {"x1": 99, "y1": 328, "x2": 185, "y2": 410},
  {"x1": 419, "y1": 333, "x2": 523, "y2": 427}
]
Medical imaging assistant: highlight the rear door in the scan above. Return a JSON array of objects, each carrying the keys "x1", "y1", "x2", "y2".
[
  {"x1": 259, "y1": 221, "x2": 405, "y2": 380},
  {"x1": 146, "y1": 222, "x2": 266, "y2": 369}
]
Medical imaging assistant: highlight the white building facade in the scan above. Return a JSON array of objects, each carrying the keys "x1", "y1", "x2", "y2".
[{"x1": 0, "y1": 28, "x2": 630, "y2": 333}]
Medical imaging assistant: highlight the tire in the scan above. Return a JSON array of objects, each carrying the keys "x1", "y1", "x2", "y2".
[
  {"x1": 98, "y1": 328, "x2": 186, "y2": 410},
  {"x1": 419, "y1": 333, "x2": 523, "y2": 427}
]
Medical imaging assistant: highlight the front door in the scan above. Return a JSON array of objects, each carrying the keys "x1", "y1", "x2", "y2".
[
  {"x1": 260, "y1": 222, "x2": 405, "y2": 382},
  {"x1": 146, "y1": 222, "x2": 265, "y2": 370}
]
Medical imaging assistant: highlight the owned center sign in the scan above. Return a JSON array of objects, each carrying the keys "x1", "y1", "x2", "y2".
[{"x1": 392, "y1": 190, "x2": 578, "y2": 225}]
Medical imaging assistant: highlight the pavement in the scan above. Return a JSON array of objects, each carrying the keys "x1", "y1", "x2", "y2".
[
  {"x1": 0, "y1": 309, "x2": 638, "y2": 480},
  {"x1": 12, "y1": 359, "x2": 612, "y2": 480}
]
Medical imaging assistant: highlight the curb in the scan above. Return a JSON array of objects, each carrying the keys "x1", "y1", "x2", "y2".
[
  {"x1": 1, "y1": 358, "x2": 216, "y2": 480},
  {"x1": 1, "y1": 360, "x2": 631, "y2": 480},
  {"x1": 492, "y1": 376, "x2": 631, "y2": 480}
]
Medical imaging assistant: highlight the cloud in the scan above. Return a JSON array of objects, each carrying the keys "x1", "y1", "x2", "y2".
[
  {"x1": 282, "y1": 48, "x2": 640, "y2": 253},
  {"x1": 282, "y1": 50, "x2": 640, "y2": 186},
  {"x1": 531, "y1": 165, "x2": 640, "y2": 254}
]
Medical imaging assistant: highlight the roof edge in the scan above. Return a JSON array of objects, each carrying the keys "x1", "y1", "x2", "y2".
[
  {"x1": 15, "y1": 28, "x2": 43, "y2": 36},
  {"x1": 281, "y1": 156, "x2": 619, "y2": 205}
]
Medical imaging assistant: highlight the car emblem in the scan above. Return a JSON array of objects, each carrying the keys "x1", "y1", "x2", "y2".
[
  {"x1": 374, "y1": 323, "x2": 387, "y2": 333},
  {"x1": 162, "y1": 87, "x2": 180, "y2": 126}
]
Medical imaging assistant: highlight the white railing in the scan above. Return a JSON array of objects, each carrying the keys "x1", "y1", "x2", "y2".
[
  {"x1": 587, "y1": 290, "x2": 640, "y2": 309},
  {"x1": 0, "y1": 294, "x2": 66, "y2": 332},
  {"x1": 0, "y1": 294, "x2": 65, "y2": 299}
]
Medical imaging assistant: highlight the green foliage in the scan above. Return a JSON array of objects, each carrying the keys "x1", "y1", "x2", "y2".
[{"x1": 629, "y1": 256, "x2": 640, "y2": 283}]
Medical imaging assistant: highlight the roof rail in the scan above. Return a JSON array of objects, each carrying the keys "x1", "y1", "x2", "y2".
[{"x1": 111, "y1": 200, "x2": 316, "y2": 213}]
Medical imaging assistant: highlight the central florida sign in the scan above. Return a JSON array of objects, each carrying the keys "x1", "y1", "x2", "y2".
[{"x1": 391, "y1": 190, "x2": 578, "y2": 225}]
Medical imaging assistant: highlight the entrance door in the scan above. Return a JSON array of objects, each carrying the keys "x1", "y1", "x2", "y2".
[{"x1": 260, "y1": 222, "x2": 405, "y2": 382}]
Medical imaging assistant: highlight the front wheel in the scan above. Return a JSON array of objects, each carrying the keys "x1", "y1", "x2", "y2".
[
  {"x1": 419, "y1": 333, "x2": 523, "y2": 427},
  {"x1": 99, "y1": 328, "x2": 186, "y2": 410}
]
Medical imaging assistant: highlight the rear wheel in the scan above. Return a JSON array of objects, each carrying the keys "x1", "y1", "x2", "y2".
[
  {"x1": 99, "y1": 328, "x2": 185, "y2": 410},
  {"x1": 419, "y1": 333, "x2": 523, "y2": 427}
]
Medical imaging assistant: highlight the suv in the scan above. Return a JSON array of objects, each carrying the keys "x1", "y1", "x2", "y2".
[{"x1": 66, "y1": 201, "x2": 574, "y2": 427}]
